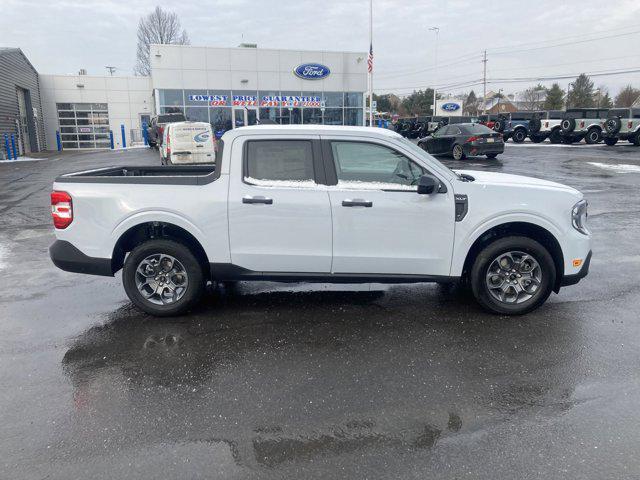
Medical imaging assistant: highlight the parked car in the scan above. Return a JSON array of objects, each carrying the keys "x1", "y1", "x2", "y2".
[
  {"x1": 477, "y1": 114, "x2": 498, "y2": 130},
  {"x1": 530, "y1": 110, "x2": 565, "y2": 144},
  {"x1": 493, "y1": 112, "x2": 544, "y2": 143},
  {"x1": 160, "y1": 121, "x2": 216, "y2": 165},
  {"x1": 50, "y1": 125, "x2": 591, "y2": 317},
  {"x1": 418, "y1": 123, "x2": 505, "y2": 160},
  {"x1": 560, "y1": 108, "x2": 608, "y2": 144},
  {"x1": 602, "y1": 108, "x2": 640, "y2": 146},
  {"x1": 147, "y1": 112, "x2": 187, "y2": 148}
]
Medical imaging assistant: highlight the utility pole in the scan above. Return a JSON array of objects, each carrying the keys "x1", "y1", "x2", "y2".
[
  {"x1": 368, "y1": 0, "x2": 373, "y2": 127},
  {"x1": 105, "y1": 66, "x2": 116, "y2": 76},
  {"x1": 482, "y1": 50, "x2": 487, "y2": 114}
]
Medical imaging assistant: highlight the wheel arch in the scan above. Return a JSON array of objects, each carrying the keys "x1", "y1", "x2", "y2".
[
  {"x1": 111, "y1": 221, "x2": 210, "y2": 279},
  {"x1": 461, "y1": 221, "x2": 565, "y2": 293}
]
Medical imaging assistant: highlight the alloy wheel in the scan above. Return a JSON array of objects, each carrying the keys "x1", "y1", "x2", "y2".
[
  {"x1": 135, "y1": 254, "x2": 189, "y2": 305},
  {"x1": 485, "y1": 251, "x2": 542, "y2": 304}
]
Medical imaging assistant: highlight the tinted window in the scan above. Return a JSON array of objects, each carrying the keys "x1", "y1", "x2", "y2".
[
  {"x1": 245, "y1": 140, "x2": 315, "y2": 183},
  {"x1": 565, "y1": 111, "x2": 584, "y2": 119},
  {"x1": 461, "y1": 124, "x2": 494, "y2": 135},
  {"x1": 158, "y1": 113, "x2": 186, "y2": 123},
  {"x1": 633, "y1": 109, "x2": 640, "y2": 119},
  {"x1": 607, "y1": 109, "x2": 630, "y2": 118},
  {"x1": 448, "y1": 126, "x2": 462, "y2": 135},
  {"x1": 548, "y1": 110, "x2": 564, "y2": 119},
  {"x1": 331, "y1": 142, "x2": 424, "y2": 188}
]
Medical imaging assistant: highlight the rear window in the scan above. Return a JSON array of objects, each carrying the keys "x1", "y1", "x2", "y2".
[
  {"x1": 634, "y1": 109, "x2": 640, "y2": 119},
  {"x1": 158, "y1": 113, "x2": 186, "y2": 123},
  {"x1": 565, "y1": 111, "x2": 585, "y2": 119},
  {"x1": 461, "y1": 124, "x2": 494, "y2": 135},
  {"x1": 548, "y1": 110, "x2": 564, "y2": 119},
  {"x1": 245, "y1": 140, "x2": 315, "y2": 184}
]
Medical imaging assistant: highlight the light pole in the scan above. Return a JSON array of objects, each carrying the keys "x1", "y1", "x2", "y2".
[
  {"x1": 566, "y1": 82, "x2": 573, "y2": 108},
  {"x1": 429, "y1": 27, "x2": 440, "y2": 116}
]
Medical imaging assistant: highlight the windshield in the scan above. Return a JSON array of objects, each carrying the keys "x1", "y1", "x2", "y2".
[{"x1": 397, "y1": 137, "x2": 458, "y2": 179}]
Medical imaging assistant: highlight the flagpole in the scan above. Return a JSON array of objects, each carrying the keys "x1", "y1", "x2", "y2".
[{"x1": 368, "y1": 0, "x2": 373, "y2": 127}]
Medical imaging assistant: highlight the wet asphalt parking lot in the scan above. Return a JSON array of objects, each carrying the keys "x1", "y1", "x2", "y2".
[{"x1": 1, "y1": 141, "x2": 640, "y2": 479}]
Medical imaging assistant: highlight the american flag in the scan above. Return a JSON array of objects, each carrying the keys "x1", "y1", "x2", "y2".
[{"x1": 367, "y1": 43, "x2": 373, "y2": 73}]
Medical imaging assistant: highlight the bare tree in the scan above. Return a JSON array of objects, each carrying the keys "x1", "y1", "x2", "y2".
[
  {"x1": 519, "y1": 85, "x2": 546, "y2": 111},
  {"x1": 134, "y1": 6, "x2": 190, "y2": 76},
  {"x1": 614, "y1": 85, "x2": 640, "y2": 108}
]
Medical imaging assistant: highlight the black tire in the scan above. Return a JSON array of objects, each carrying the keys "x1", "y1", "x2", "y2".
[
  {"x1": 529, "y1": 117, "x2": 542, "y2": 134},
  {"x1": 470, "y1": 236, "x2": 556, "y2": 315},
  {"x1": 605, "y1": 117, "x2": 621, "y2": 135},
  {"x1": 632, "y1": 131, "x2": 640, "y2": 146},
  {"x1": 530, "y1": 134, "x2": 545, "y2": 143},
  {"x1": 452, "y1": 144, "x2": 465, "y2": 160},
  {"x1": 549, "y1": 129, "x2": 562, "y2": 144},
  {"x1": 585, "y1": 128, "x2": 602, "y2": 144},
  {"x1": 561, "y1": 118, "x2": 576, "y2": 133},
  {"x1": 494, "y1": 118, "x2": 506, "y2": 133},
  {"x1": 604, "y1": 136, "x2": 618, "y2": 146},
  {"x1": 486, "y1": 153, "x2": 498, "y2": 159},
  {"x1": 512, "y1": 129, "x2": 527, "y2": 143},
  {"x1": 123, "y1": 239, "x2": 205, "y2": 316}
]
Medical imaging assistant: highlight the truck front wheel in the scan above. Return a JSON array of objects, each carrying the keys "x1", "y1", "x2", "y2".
[
  {"x1": 123, "y1": 239, "x2": 205, "y2": 316},
  {"x1": 470, "y1": 236, "x2": 556, "y2": 315}
]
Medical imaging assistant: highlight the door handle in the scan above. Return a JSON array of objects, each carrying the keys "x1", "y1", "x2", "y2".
[
  {"x1": 242, "y1": 196, "x2": 273, "y2": 205},
  {"x1": 342, "y1": 199, "x2": 373, "y2": 207}
]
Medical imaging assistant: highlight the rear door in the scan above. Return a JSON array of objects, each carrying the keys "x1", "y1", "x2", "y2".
[{"x1": 227, "y1": 136, "x2": 332, "y2": 273}]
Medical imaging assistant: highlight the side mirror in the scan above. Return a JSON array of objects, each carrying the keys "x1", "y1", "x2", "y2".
[{"x1": 417, "y1": 174, "x2": 441, "y2": 195}]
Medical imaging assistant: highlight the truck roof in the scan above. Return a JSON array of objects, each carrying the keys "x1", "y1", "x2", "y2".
[{"x1": 221, "y1": 125, "x2": 401, "y2": 141}]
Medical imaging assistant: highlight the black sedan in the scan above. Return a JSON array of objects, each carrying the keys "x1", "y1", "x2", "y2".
[{"x1": 417, "y1": 123, "x2": 504, "y2": 160}]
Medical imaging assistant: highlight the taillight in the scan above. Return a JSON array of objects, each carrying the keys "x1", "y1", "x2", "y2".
[
  {"x1": 166, "y1": 128, "x2": 171, "y2": 155},
  {"x1": 466, "y1": 136, "x2": 480, "y2": 143},
  {"x1": 51, "y1": 191, "x2": 73, "y2": 229},
  {"x1": 629, "y1": 121, "x2": 634, "y2": 129}
]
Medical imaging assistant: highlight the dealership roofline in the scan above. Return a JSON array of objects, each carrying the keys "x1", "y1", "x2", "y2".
[{"x1": 149, "y1": 43, "x2": 367, "y2": 55}]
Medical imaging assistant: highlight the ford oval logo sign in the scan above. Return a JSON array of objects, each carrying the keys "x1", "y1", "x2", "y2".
[
  {"x1": 441, "y1": 102, "x2": 460, "y2": 112},
  {"x1": 294, "y1": 63, "x2": 331, "y2": 80},
  {"x1": 194, "y1": 131, "x2": 210, "y2": 142}
]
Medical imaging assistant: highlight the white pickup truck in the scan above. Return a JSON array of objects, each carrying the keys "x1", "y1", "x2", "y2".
[{"x1": 50, "y1": 125, "x2": 591, "y2": 316}]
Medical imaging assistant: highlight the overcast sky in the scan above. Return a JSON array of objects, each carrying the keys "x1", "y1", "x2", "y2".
[{"x1": 3, "y1": 0, "x2": 640, "y2": 98}]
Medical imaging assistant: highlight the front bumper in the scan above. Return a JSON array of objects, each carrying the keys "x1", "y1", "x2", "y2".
[
  {"x1": 560, "y1": 250, "x2": 592, "y2": 287},
  {"x1": 50, "y1": 240, "x2": 114, "y2": 276}
]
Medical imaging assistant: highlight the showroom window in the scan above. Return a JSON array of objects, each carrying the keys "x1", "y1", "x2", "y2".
[{"x1": 56, "y1": 103, "x2": 110, "y2": 149}]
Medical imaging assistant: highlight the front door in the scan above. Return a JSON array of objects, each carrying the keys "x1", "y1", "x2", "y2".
[
  {"x1": 232, "y1": 108, "x2": 259, "y2": 128},
  {"x1": 323, "y1": 138, "x2": 455, "y2": 276},
  {"x1": 227, "y1": 137, "x2": 332, "y2": 273}
]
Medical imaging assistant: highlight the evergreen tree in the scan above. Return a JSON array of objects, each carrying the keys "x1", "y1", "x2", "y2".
[
  {"x1": 567, "y1": 74, "x2": 595, "y2": 108},
  {"x1": 544, "y1": 83, "x2": 565, "y2": 110}
]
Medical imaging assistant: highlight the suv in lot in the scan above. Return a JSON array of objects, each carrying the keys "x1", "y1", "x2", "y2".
[
  {"x1": 50, "y1": 125, "x2": 591, "y2": 317},
  {"x1": 603, "y1": 108, "x2": 640, "y2": 146},
  {"x1": 493, "y1": 112, "x2": 544, "y2": 143},
  {"x1": 529, "y1": 110, "x2": 564, "y2": 143},
  {"x1": 147, "y1": 112, "x2": 187, "y2": 148},
  {"x1": 560, "y1": 108, "x2": 608, "y2": 144}
]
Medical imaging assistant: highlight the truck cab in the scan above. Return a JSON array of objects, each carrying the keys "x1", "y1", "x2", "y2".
[{"x1": 560, "y1": 108, "x2": 608, "y2": 144}]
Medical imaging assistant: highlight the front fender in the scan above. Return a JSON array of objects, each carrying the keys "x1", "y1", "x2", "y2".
[{"x1": 450, "y1": 212, "x2": 564, "y2": 276}]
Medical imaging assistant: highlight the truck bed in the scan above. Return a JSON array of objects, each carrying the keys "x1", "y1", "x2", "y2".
[{"x1": 55, "y1": 165, "x2": 218, "y2": 185}]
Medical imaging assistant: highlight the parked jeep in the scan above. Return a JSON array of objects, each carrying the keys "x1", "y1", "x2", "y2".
[
  {"x1": 477, "y1": 114, "x2": 498, "y2": 130},
  {"x1": 493, "y1": 112, "x2": 544, "y2": 143},
  {"x1": 527, "y1": 110, "x2": 562, "y2": 143},
  {"x1": 559, "y1": 108, "x2": 608, "y2": 144},
  {"x1": 602, "y1": 108, "x2": 640, "y2": 146}
]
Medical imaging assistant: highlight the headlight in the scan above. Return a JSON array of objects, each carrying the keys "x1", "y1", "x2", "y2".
[{"x1": 572, "y1": 199, "x2": 589, "y2": 235}]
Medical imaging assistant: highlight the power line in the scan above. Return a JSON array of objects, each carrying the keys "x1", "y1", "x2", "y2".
[{"x1": 375, "y1": 55, "x2": 483, "y2": 79}]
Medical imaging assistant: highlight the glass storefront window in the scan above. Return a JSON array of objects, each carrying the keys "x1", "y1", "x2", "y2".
[
  {"x1": 159, "y1": 89, "x2": 184, "y2": 106},
  {"x1": 56, "y1": 103, "x2": 109, "y2": 149},
  {"x1": 185, "y1": 90, "x2": 209, "y2": 106},
  {"x1": 185, "y1": 107, "x2": 209, "y2": 123},
  {"x1": 345, "y1": 93, "x2": 364, "y2": 108},
  {"x1": 344, "y1": 108, "x2": 363, "y2": 126},
  {"x1": 259, "y1": 107, "x2": 280, "y2": 123},
  {"x1": 210, "y1": 107, "x2": 232, "y2": 132},
  {"x1": 324, "y1": 92, "x2": 344, "y2": 108},
  {"x1": 160, "y1": 106, "x2": 185, "y2": 115},
  {"x1": 302, "y1": 109, "x2": 323, "y2": 124},
  {"x1": 280, "y1": 108, "x2": 302, "y2": 124},
  {"x1": 323, "y1": 108, "x2": 343, "y2": 125}
]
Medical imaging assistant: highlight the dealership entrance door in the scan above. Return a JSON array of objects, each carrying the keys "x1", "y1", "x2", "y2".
[{"x1": 232, "y1": 108, "x2": 258, "y2": 128}]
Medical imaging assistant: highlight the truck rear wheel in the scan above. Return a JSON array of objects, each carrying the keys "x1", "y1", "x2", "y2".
[
  {"x1": 585, "y1": 128, "x2": 602, "y2": 144},
  {"x1": 123, "y1": 239, "x2": 205, "y2": 316},
  {"x1": 512, "y1": 129, "x2": 527, "y2": 143},
  {"x1": 549, "y1": 129, "x2": 562, "y2": 144},
  {"x1": 470, "y1": 236, "x2": 555, "y2": 315}
]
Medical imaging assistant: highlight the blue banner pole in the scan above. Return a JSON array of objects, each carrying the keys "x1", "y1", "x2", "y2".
[
  {"x1": 10, "y1": 134, "x2": 17, "y2": 159},
  {"x1": 109, "y1": 130, "x2": 114, "y2": 149},
  {"x1": 56, "y1": 131, "x2": 62, "y2": 151},
  {"x1": 142, "y1": 122, "x2": 148, "y2": 146},
  {"x1": 4, "y1": 134, "x2": 11, "y2": 160},
  {"x1": 120, "y1": 124, "x2": 126, "y2": 148}
]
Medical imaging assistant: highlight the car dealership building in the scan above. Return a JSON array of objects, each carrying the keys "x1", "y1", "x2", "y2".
[{"x1": 0, "y1": 44, "x2": 368, "y2": 154}]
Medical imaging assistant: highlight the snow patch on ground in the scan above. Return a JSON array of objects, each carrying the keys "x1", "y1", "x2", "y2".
[
  {"x1": 588, "y1": 162, "x2": 640, "y2": 173},
  {"x1": 0, "y1": 156, "x2": 48, "y2": 163},
  {"x1": 0, "y1": 242, "x2": 8, "y2": 271}
]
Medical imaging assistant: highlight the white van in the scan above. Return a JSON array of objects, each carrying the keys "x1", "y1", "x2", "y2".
[{"x1": 160, "y1": 121, "x2": 215, "y2": 165}]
